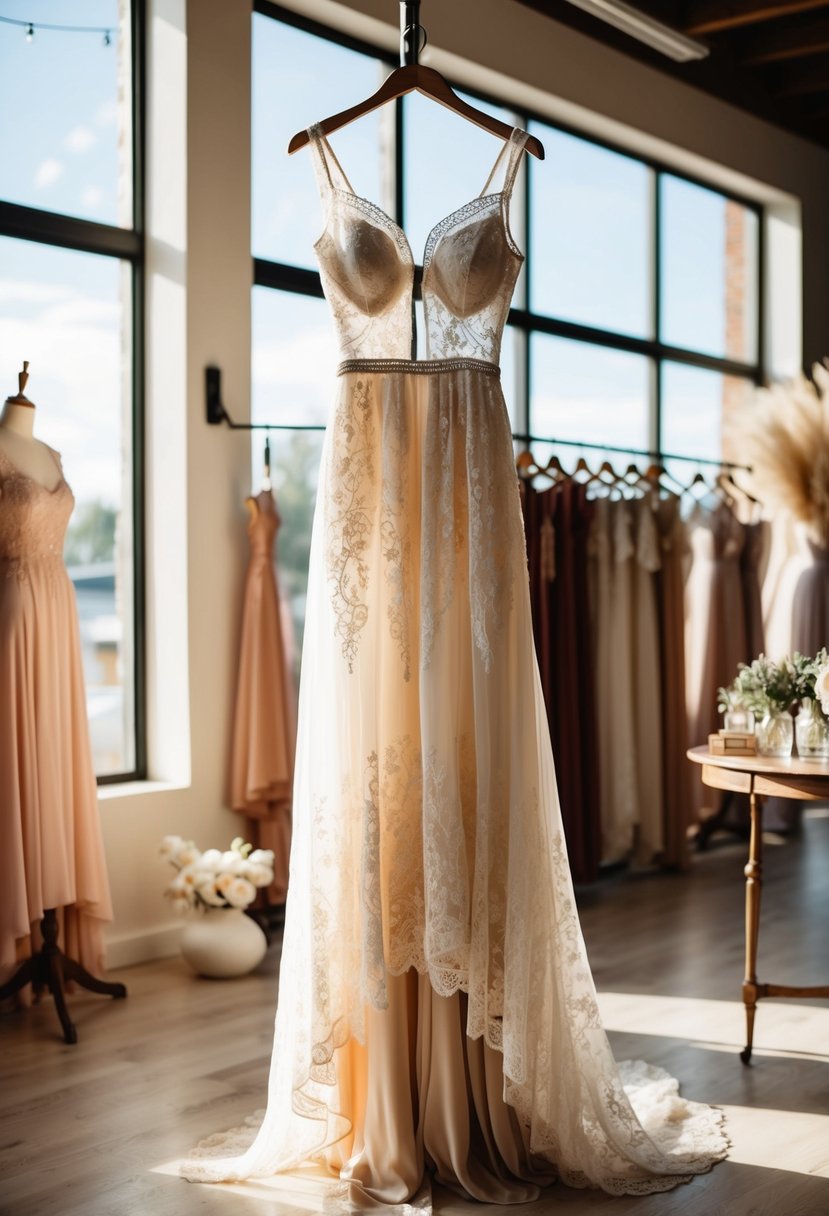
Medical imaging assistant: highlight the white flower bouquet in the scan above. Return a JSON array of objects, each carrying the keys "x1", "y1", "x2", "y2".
[{"x1": 160, "y1": 835, "x2": 274, "y2": 913}]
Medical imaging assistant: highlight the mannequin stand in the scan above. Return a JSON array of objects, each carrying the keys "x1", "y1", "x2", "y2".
[{"x1": 0, "y1": 909, "x2": 127, "y2": 1044}]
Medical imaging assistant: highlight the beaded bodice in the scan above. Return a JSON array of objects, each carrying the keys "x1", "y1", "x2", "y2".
[
  {"x1": 0, "y1": 445, "x2": 72, "y2": 576},
  {"x1": 307, "y1": 124, "x2": 529, "y2": 364}
]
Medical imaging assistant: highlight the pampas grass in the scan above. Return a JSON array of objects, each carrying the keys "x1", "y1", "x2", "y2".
[{"x1": 741, "y1": 360, "x2": 829, "y2": 547}]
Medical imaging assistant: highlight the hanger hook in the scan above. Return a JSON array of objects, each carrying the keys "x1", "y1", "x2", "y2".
[{"x1": 400, "y1": 2, "x2": 427, "y2": 65}]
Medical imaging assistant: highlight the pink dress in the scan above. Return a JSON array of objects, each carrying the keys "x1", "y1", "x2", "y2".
[
  {"x1": 0, "y1": 444, "x2": 113, "y2": 985},
  {"x1": 230, "y1": 489, "x2": 296, "y2": 903}
]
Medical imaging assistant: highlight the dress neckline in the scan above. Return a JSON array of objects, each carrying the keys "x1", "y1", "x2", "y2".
[
  {"x1": 309, "y1": 125, "x2": 526, "y2": 271},
  {"x1": 0, "y1": 445, "x2": 66, "y2": 495}
]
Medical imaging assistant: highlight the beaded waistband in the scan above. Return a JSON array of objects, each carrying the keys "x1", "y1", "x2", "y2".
[{"x1": 337, "y1": 357, "x2": 500, "y2": 378}]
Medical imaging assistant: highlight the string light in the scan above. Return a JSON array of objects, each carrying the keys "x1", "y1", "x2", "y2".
[{"x1": 0, "y1": 14, "x2": 115, "y2": 45}]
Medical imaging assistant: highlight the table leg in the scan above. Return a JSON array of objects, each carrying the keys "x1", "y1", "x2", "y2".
[{"x1": 741, "y1": 786, "x2": 763, "y2": 1064}]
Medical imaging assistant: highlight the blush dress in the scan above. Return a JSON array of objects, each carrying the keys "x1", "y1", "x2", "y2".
[
  {"x1": 230, "y1": 488, "x2": 296, "y2": 903},
  {"x1": 0, "y1": 444, "x2": 113, "y2": 989},
  {"x1": 183, "y1": 126, "x2": 728, "y2": 1206}
]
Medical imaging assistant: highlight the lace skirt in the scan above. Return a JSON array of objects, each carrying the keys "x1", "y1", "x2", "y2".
[{"x1": 182, "y1": 360, "x2": 728, "y2": 1203}]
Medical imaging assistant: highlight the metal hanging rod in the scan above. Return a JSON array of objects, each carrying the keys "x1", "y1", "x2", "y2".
[
  {"x1": 400, "y1": 0, "x2": 426, "y2": 66},
  {"x1": 208, "y1": 368, "x2": 748, "y2": 470},
  {"x1": 205, "y1": 366, "x2": 323, "y2": 431},
  {"x1": 512, "y1": 431, "x2": 750, "y2": 470}
]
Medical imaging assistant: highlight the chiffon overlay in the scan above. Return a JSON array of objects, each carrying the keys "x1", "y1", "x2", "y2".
[
  {"x1": 230, "y1": 488, "x2": 296, "y2": 903},
  {"x1": 183, "y1": 126, "x2": 727, "y2": 1204},
  {"x1": 0, "y1": 444, "x2": 113, "y2": 987}
]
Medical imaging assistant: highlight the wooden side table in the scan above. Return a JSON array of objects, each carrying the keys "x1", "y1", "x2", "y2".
[{"x1": 687, "y1": 746, "x2": 829, "y2": 1063}]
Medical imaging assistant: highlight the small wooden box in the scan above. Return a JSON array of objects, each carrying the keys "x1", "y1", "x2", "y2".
[{"x1": 708, "y1": 731, "x2": 757, "y2": 756}]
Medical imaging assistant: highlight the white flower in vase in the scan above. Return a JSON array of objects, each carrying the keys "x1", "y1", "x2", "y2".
[
  {"x1": 176, "y1": 844, "x2": 203, "y2": 868},
  {"x1": 247, "y1": 848, "x2": 275, "y2": 868},
  {"x1": 199, "y1": 848, "x2": 223, "y2": 872},
  {"x1": 224, "y1": 876, "x2": 257, "y2": 908},
  {"x1": 243, "y1": 862, "x2": 275, "y2": 889},
  {"x1": 219, "y1": 849, "x2": 247, "y2": 875},
  {"x1": 197, "y1": 878, "x2": 227, "y2": 907},
  {"x1": 815, "y1": 662, "x2": 829, "y2": 717},
  {"x1": 159, "y1": 834, "x2": 187, "y2": 861}
]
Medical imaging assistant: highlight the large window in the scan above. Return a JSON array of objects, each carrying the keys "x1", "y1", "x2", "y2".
[
  {"x1": 251, "y1": 2, "x2": 762, "y2": 642},
  {"x1": 0, "y1": 1, "x2": 144, "y2": 781}
]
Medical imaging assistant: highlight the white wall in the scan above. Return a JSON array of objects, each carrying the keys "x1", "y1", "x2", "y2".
[
  {"x1": 100, "y1": 0, "x2": 829, "y2": 967},
  {"x1": 101, "y1": 0, "x2": 253, "y2": 966}
]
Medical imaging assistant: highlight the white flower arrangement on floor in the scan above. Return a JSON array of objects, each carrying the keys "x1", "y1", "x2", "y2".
[{"x1": 160, "y1": 835, "x2": 274, "y2": 913}]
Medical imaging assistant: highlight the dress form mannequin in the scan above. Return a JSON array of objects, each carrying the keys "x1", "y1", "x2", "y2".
[
  {"x1": 0, "y1": 363, "x2": 126, "y2": 1043},
  {"x1": 0, "y1": 362, "x2": 62, "y2": 489}
]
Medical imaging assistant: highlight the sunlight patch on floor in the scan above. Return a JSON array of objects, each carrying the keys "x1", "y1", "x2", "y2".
[{"x1": 596, "y1": 990, "x2": 829, "y2": 1057}]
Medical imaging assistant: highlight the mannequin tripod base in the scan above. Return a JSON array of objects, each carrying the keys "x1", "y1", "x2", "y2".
[{"x1": 0, "y1": 908, "x2": 126, "y2": 1044}]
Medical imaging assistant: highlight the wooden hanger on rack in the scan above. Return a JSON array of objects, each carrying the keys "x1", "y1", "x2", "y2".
[
  {"x1": 287, "y1": 2, "x2": 544, "y2": 158},
  {"x1": 515, "y1": 449, "x2": 566, "y2": 484}
]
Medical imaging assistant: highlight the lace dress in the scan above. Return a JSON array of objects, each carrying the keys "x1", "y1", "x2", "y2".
[{"x1": 182, "y1": 125, "x2": 727, "y2": 1205}]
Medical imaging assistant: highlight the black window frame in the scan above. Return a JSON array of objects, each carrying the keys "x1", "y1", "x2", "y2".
[
  {"x1": 252, "y1": 0, "x2": 764, "y2": 460},
  {"x1": 0, "y1": 0, "x2": 147, "y2": 785}
]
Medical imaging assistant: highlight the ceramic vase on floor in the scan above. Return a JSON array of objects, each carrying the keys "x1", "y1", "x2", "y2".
[{"x1": 179, "y1": 907, "x2": 267, "y2": 978}]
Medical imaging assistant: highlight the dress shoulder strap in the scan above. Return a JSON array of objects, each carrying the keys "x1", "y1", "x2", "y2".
[
  {"x1": 306, "y1": 124, "x2": 355, "y2": 199},
  {"x1": 480, "y1": 128, "x2": 529, "y2": 199}
]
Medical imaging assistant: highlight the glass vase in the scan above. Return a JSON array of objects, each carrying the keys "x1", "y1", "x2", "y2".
[
  {"x1": 724, "y1": 707, "x2": 755, "y2": 733},
  {"x1": 795, "y1": 698, "x2": 829, "y2": 759},
  {"x1": 755, "y1": 709, "x2": 794, "y2": 758}
]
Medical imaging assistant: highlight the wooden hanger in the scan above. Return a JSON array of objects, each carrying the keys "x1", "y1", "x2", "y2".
[
  {"x1": 515, "y1": 449, "x2": 564, "y2": 485},
  {"x1": 288, "y1": 64, "x2": 545, "y2": 158},
  {"x1": 682, "y1": 469, "x2": 711, "y2": 501},
  {"x1": 575, "y1": 456, "x2": 619, "y2": 495}
]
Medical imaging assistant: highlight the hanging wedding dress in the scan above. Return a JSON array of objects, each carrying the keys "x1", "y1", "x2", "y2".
[{"x1": 182, "y1": 125, "x2": 727, "y2": 1204}]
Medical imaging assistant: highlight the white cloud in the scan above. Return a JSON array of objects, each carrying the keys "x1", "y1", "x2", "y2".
[
  {"x1": 41, "y1": 297, "x2": 121, "y2": 329},
  {"x1": 35, "y1": 159, "x2": 63, "y2": 189},
  {"x1": 94, "y1": 99, "x2": 118, "y2": 128},
  {"x1": 81, "y1": 186, "x2": 104, "y2": 209},
  {"x1": 0, "y1": 280, "x2": 74, "y2": 306},
  {"x1": 64, "y1": 126, "x2": 97, "y2": 153}
]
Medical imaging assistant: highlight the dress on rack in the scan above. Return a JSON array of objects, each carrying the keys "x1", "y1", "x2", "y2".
[
  {"x1": 0, "y1": 444, "x2": 113, "y2": 987},
  {"x1": 183, "y1": 125, "x2": 727, "y2": 1205},
  {"x1": 230, "y1": 488, "x2": 296, "y2": 903},
  {"x1": 685, "y1": 500, "x2": 747, "y2": 817},
  {"x1": 521, "y1": 478, "x2": 600, "y2": 883},
  {"x1": 655, "y1": 495, "x2": 691, "y2": 870}
]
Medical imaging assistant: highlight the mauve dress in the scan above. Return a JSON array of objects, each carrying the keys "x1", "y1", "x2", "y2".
[
  {"x1": 0, "y1": 444, "x2": 113, "y2": 988},
  {"x1": 520, "y1": 477, "x2": 601, "y2": 884}
]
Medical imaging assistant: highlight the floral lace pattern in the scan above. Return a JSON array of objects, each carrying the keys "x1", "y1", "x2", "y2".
[
  {"x1": 325, "y1": 378, "x2": 375, "y2": 672},
  {"x1": 308, "y1": 126, "x2": 528, "y2": 362}
]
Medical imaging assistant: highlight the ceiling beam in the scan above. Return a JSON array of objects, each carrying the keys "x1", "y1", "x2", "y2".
[{"x1": 685, "y1": 0, "x2": 829, "y2": 35}]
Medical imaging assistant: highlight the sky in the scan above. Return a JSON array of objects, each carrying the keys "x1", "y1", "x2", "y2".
[{"x1": 0, "y1": 0, "x2": 126, "y2": 507}]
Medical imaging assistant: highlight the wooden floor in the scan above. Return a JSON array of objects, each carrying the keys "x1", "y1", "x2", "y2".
[{"x1": 2, "y1": 814, "x2": 829, "y2": 1216}]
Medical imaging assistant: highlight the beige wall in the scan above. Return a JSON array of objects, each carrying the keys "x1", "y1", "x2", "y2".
[{"x1": 100, "y1": 0, "x2": 829, "y2": 967}]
